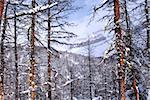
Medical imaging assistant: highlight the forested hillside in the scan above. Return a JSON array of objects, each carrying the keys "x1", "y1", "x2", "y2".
[{"x1": 0, "y1": 0, "x2": 149, "y2": 100}]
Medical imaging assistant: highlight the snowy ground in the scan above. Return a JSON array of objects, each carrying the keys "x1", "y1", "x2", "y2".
[
  {"x1": 148, "y1": 89, "x2": 150, "y2": 100},
  {"x1": 73, "y1": 96, "x2": 102, "y2": 100},
  {"x1": 72, "y1": 90, "x2": 150, "y2": 100}
]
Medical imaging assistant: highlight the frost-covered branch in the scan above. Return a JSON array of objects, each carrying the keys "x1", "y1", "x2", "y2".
[
  {"x1": 70, "y1": 35, "x2": 106, "y2": 48},
  {"x1": 6, "y1": 2, "x2": 58, "y2": 19}
]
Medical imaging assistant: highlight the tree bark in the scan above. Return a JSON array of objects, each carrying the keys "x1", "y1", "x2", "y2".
[
  {"x1": 48, "y1": 0, "x2": 52, "y2": 99},
  {"x1": 88, "y1": 39, "x2": 92, "y2": 100},
  {"x1": 133, "y1": 77, "x2": 139, "y2": 100},
  {"x1": 14, "y1": 4, "x2": 19, "y2": 100},
  {"x1": 0, "y1": 0, "x2": 4, "y2": 17},
  {"x1": 70, "y1": 68, "x2": 73, "y2": 100},
  {"x1": 103, "y1": 59, "x2": 108, "y2": 100},
  {"x1": 29, "y1": 0, "x2": 36, "y2": 99},
  {"x1": 124, "y1": 1, "x2": 140, "y2": 100},
  {"x1": 145, "y1": 0, "x2": 150, "y2": 48},
  {"x1": 124, "y1": 0, "x2": 132, "y2": 48},
  {"x1": 114, "y1": 0, "x2": 126, "y2": 100},
  {"x1": 0, "y1": 1, "x2": 7, "y2": 99}
]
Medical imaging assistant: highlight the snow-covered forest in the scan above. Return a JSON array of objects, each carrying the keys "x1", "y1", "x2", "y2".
[{"x1": 0, "y1": 0, "x2": 149, "y2": 100}]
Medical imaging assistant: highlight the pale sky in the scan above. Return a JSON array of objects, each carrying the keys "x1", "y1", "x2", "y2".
[
  {"x1": 63, "y1": 0, "x2": 113, "y2": 57},
  {"x1": 16, "y1": 0, "x2": 113, "y2": 57}
]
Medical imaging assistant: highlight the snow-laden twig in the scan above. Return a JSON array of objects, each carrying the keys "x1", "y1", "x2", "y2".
[
  {"x1": 20, "y1": 89, "x2": 30, "y2": 94},
  {"x1": 61, "y1": 79, "x2": 74, "y2": 87},
  {"x1": 6, "y1": 2, "x2": 58, "y2": 19},
  {"x1": 43, "y1": 81, "x2": 56, "y2": 89}
]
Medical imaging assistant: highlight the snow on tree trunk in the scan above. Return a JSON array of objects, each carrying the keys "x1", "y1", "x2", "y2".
[
  {"x1": 14, "y1": 4, "x2": 19, "y2": 100},
  {"x1": 48, "y1": 0, "x2": 52, "y2": 99},
  {"x1": 114, "y1": 0, "x2": 126, "y2": 99},
  {"x1": 0, "y1": 1, "x2": 7, "y2": 99},
  {"x1": 133, "y1": 78, "x2": 139, "y2": 100},
  {"x1": 29, "y1": 0, "x2": 36, "y2": 99}
]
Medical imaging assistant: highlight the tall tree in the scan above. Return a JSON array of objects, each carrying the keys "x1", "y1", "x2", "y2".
[
  {"x1": 0, "y1": 0, "x2": 4, "y2": 26},
  {"x1": 87, "y1": 39, "x2": 92, "y2": 100},
  {"x1": 48, "y1": 0, "x2": 52, "y2": 99},
  {"x1": 114, "y1": 0, "x2": 126, "y2": 99},
  {"x1": 29, "y1": 0, "x2": 36, "y2": 99},
  {"x1": 145, "y1": 0, "x2": 150, "y2": 49},
  {"x1": 13, "y1": 4, "x2": 19, "y2": 100},
  {"x1": 70, "y1": 68, "x2": 73, "y2": 100},
  {"x1": 123, "y1": 0, "x2": 139, "y2": 100},
  {"x1": 0, "y1": 1, "x2": 7, "y2": 99}
]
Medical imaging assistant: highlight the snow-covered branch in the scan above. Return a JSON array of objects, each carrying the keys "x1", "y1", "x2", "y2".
[
  {"x1": 70, "y1": 35, "x2": 106, "y2": 48},
  {"x1": 6, "y1": 2, "x2": 58, "y2": 19}
]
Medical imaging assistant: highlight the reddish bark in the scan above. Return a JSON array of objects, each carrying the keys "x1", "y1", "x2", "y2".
[
  {"x1": 133, "y1": 78, "x2": 139, "y2": 100},
  {"x1": 0, "y1": 0, "x2": 5, "y2": 99},
  {"x1": 114, "y1": 0, "x2": 126, "y2": 99},
  {"x1": 29, "y1": 0, "x2": 36, "y2": 99},
  {"x1": 0, "y1": 0, "x2": 4, "y2": 18}
]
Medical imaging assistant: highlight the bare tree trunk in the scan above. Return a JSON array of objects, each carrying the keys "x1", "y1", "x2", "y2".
[
  {"x1": 14, "y1": 5, "x2": 19, "y2": 100},
  {"x1": 114, "y1": 0, "x2": 126, "y2": 100},
  {"x1": 124, "y1": 0, "x2": 131, "y2": 47},
  {"x1": 0, "y1": 1, "x2": 7, "y2": 99},
  {"x1": 103, "y1": 60, "x2": 108, "y2": 100},
  {"x1": 124, "y1": 1, "x2": 140, "y2": 100},
  {"x1": 88, "y1": 39, "x2": 92, "y2": 100},
  {"x1": 70, "y1": 69, "x2": 73, "y2": 100},
  {"x1": 145, "y1": 0, "x2": 150, "y2": 49},
  {"x1": 111, "y1": 68, "x2": 117, "y2": 99},
  {"x1": 48, "y1": 0, "x2": 52, "y2": 99},
  {"x1": 0, "y1": 0, "x2": 4, "y2": 27},
  {"x1": 133, "y1": 76, "x2": 139, "y2": 100},
  {"x1": 0, "y1": 1, "x2": 4, "y2": 99},
  {"x1": 29, "y1": 0, "x2": 36, "y2": 99}
]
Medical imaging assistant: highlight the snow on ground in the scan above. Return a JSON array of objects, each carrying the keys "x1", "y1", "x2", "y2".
[
  {"x1": 148, "y1": 89, "x2": 150, "y2": 100},
  {"x1": 73, "y1": 96, "x2": 102, "y2": 100}
]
